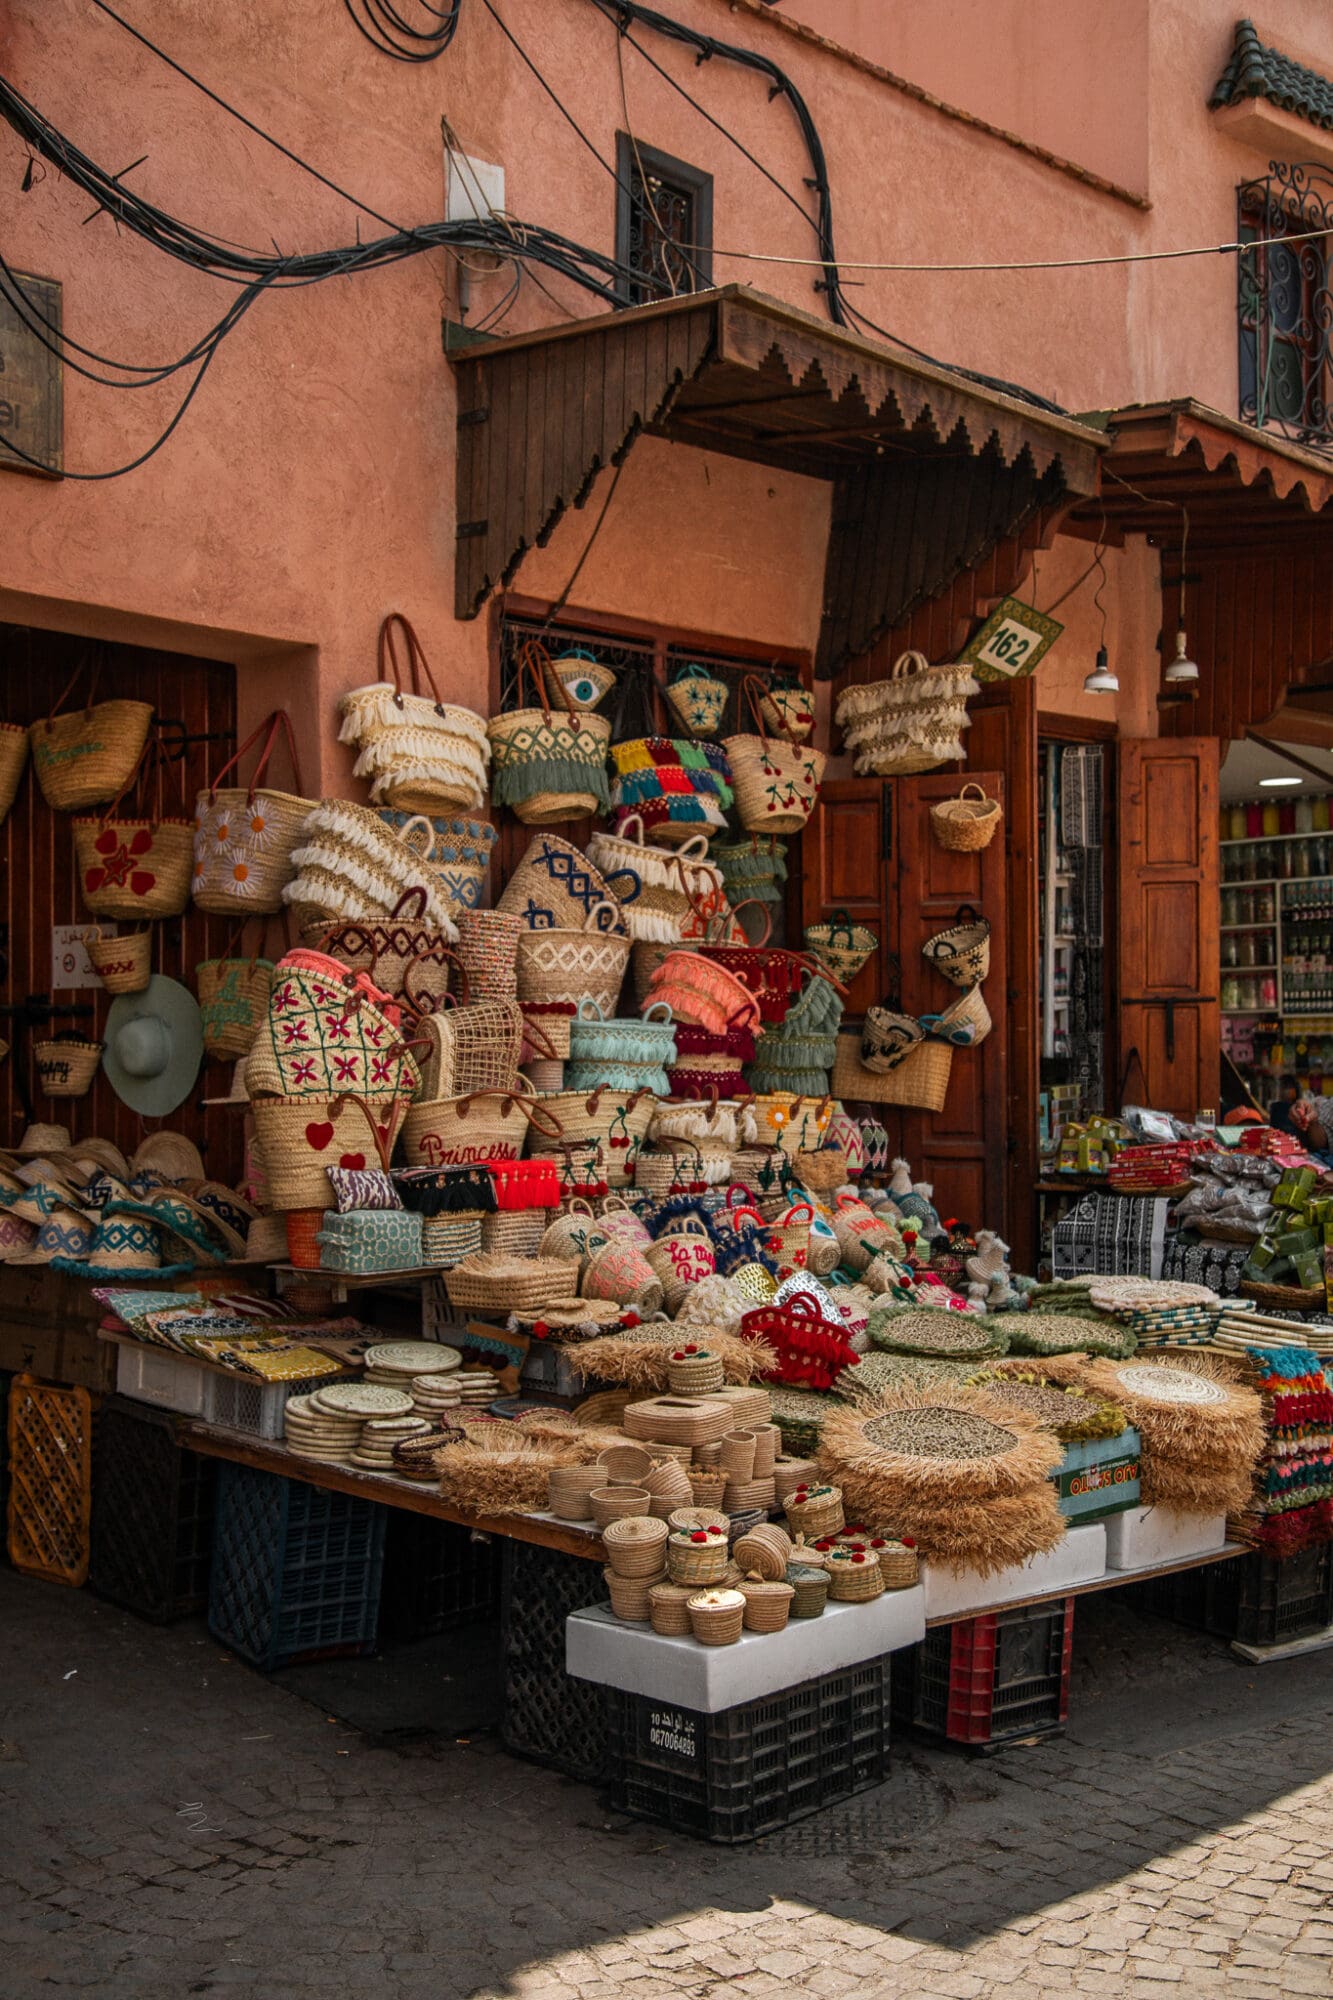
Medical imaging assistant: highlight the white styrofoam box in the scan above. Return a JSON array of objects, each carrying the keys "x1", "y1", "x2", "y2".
[
  {"x1": 1104, "y1": 1505, "x2": 1226, "y2": 1573},
  {"x1": 919, "y1": 1523, "x2": 1107, "y2": 1621},
  {"x1": 566, "y1": 1585, "x2": 925, "y2": 1714},
  {"x1": 115, "y1": 1342, "x2": 208, "y2": 1417},
  {"x1": 201, "y1": 1371, "x2": 328, "y2": 1441}
]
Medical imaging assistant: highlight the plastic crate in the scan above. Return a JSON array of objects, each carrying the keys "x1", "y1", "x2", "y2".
[
  {"x1": 90, "y1": 1397, "x2": 217, "y2": 1623},
  {"x1": 200, "y1": 1370, "x2": 329, "y2": 1440},
  {"x1": 379, "y1": 1513, "x2": 503, "y2": 1641},
  {"x1": 1207, "y1": 1547, "x2": 1333, "y2": 1646},
  {"x1": 208, "y1": 1462, "x2": 387, "y2": 1671},
  {"x1": 500, "y1": 1541, "x2": 611, "y2": 1781},
  {"x1": 893, "y1": 1599, "x2": 1074, "y2": 1748},
  {"x1": 609, "y1": 1662, "x2": 892, "y2": 1844},
  {"x1": 7, "y1": 1373, "x2": 96, "y2": 1587},
  {"x1": 115, "y1": 1342, "x2": 209, "y2": 1416}
]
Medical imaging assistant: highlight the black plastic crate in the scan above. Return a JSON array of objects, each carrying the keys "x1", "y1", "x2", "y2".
[
  {"x1": 500, "y1": 1542, "x2": 611, "y2": 1781},
  {"x1": 609, "y1": 1662, "x2": 891, "y2": 1844},
  {"x1": 0, "y1": 1373, "x2": 10, "y2": 1563},
  {"x1": 379, "y1": 1512, "x2": 503, "y2": 1641},
  {"x1": 1131, "y1": 1561, "x2": 1215, "y2": 1632},
  {"x1": 893, "y1": 1600, "x2": 1073, "y2": 1748},
  {"x1": 209, "y1": 1462, "x2": 387, "y2": 1672},
  {"x1": 90, "y1": 1396, "x2": 217, "y2": 1623},
  {"x1": 1207, "y1": 1546, "x2": 1333, "y2": 1646}
]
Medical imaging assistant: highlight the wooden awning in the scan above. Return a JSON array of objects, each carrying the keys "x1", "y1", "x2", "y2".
[
  {"x1": 1070, "y1": 400, "x2": 1333, "y2": 553},
  {"x1": 452, "y1": 286, "x2": 1104, "y2": 676},
  {"x1": 1067, "y1": 401, "x2": 1333, "y2": 741}
]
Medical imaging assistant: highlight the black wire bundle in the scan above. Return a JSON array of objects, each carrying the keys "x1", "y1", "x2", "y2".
[{"x1": 343, "y1": 0, "x2": 462, "y2": 63}]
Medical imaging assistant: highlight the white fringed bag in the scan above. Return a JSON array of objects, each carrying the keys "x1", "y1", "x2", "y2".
[
  {"x1": 339, "y1": 614, "x2": 489, "y2": 813},
  {"x1": 835, "y1": 650, "x2": 980, "y2": 776},
  {"x1": 282, "y1": 801, "x2": 460, "y2": 937}
]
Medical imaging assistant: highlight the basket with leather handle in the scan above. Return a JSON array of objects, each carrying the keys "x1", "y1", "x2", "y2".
[
  {"x1": 696, "y1": 901, "x2": 834, "y2": 1027},
  {"x1": 30, "y1": 656, "x2": 153, "y2": 811},
  {"x1": 724, "y1": 675, "x2": 826, "y2": 835},
  {"x1": 338, "y1": 613, "x2": 488, "y2": 814},
  {"x1": 192, "y1": 710, "x2": 315, "y2": 915},
  {"x1": 73, "y1": 730, "x2": 195, "y2": 920},
  {"x1": 314, "y1": 889, "x2": 462, "y2": 1017},
  {"x1": 487, "y1": 639, "x2": 612, "y2": 825}
]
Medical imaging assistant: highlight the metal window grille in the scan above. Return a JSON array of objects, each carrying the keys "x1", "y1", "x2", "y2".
[
  {"x1": 615, "y1": 137, "x2": 713, "y2": 307},
  {"x1": 1238, "y1": 164, "x2": 1333, "y2": 454}
]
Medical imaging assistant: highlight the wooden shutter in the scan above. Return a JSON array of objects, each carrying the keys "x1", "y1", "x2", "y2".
[
  {"x1": 799, "y1": 779, "x2": 887, "y2": 1017},
  {"x1": 892, "y1": 771, "x2": 1009, "y2": 1233},
  {"x1": 802, "y1": 770, "x2": 1010, "y2": 1233},
  {"x1": 1117, "y1": 736, "x2": 1220, "y2": 1117},
  {"x1": 967, "y1": 683, "x2": 1038, "y2": 1264}
]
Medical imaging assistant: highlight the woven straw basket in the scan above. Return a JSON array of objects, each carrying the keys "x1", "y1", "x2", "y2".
[
  {"x1": 687, "y1": 1588, "x2": 745, "y2": 1645},
  {"x1": 804, "y1": 909, "x2": 877, "y2": 985},
  {"x1": 84, "y1": 927, "x2": 151, "y2": 995},
  {"x1": 34, "y1": 1038, "x2": 102, "y2": 1097},
  {"x1": 602, "y1": 1514, "x2": 670, "y2": 1578},
  {"x1": 665, "y1": 665, "x2": 730, "y2": 739},
  {"x1": 250, "y1": 1094, "x2": 397, "y2": 1210},
  {"x1": 516, "y1": 905, "x2": 630, "y2": 1015},
  {"x1": 193, "y1": 711, "x2": 314, "y2": 917},
  {"x1": 198, "y1": 955, "x2": 274, "y2": 1059},
  {"x1": 30, "y1": 676, "x2": 153, "y2": 811},
  {"x1": 0, "y1": 723, "x2": 28, "y2": 824},
  {"x1": 930, "y1": 782, "x2": 1002, "y2": 852},
  {"x1": 739, "y1": 1577, "x2": 794, "y2": 1632},
  {"x1": 922, "y1": 906, "x2": 991, "y2": 988},
  {"x1": 831, "y1": 1034, "x2": 954, "y2": 1112},
  {"x1": 667, "y1": 1529, "x2": 730, "y2": 1585},
  {"x1": 488, "y1": 642, "x2": 611, "y2": 824}
]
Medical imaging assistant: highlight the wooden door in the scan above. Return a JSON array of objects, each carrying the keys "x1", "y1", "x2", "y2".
[
  {"x1": 802, "y1": 770, "x2": 1010, "y2": 1233},
  {"x1": 1117, "y1": 736, "x2": 1220, "y2": 1117},
  {"x1": 967, "y1": 683, "x2": 1037, "y2": 1262},
  {"x1": 893, "y1": 772, "x2": 1009, "y2": 1232}
]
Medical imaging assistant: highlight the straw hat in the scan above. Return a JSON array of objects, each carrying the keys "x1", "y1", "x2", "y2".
[
  {"x1": 130, "y1": 1131, "x2": 206, "y2": 1184},
  {"x1": 56, "y1": 1138, "x2": 130, "y2": 1182},
  {"x1": 183, "y1": 1181, "x2": 258, "y2": 1253},
  {"x1": 0, "y1": 1211, "x2": 37, "y2": 1260},
  {"x1": 105, "y1": 1191, "x2": 232, "y2": 1267},
  {"x1": 201, "y1": 1054, "x2": 253, "y2": 1107},
  {"x1": 7, "y1": 1173, "x2": 97, "y2": 1228},
  {"x1": 50, "y1": 1206, "x2": 193, "y2": 1282},
  {"x1": 245, "y1": 1213, "x2": 289, "y2": 1263},
  {"x1": 103, "y1": 976, "x2": 203, "y2": 1117},
  {"x1": 10, "y1": 1202, "x2": 100, "y2": 1267},
  {"x1": 13, "y1": 1122, "x2": 71, "y2": 1156}
]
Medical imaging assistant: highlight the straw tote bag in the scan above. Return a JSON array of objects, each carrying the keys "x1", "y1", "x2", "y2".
[
  {"x1": 835, "y1": 649, "x2": 980, "y2": 777},
  {"x1": 198, "y1": 940, "x2": 275, "y2": 1060},
  {"x1": 0, "y1": 723, "x2": 29, "y2": 825},
  {"x1": 338, "y1": 613, "x2": 489, "y2": 814},
  {"x1": 29, "y1": 657, "x2": 154, "y2": 811},
  {"x1": 73, "y1": 732, "x2": 195, "y2": 920},
  {"x1": 313, "y1": 888, "x2": 461, "y2": 1016},
  {"x1": 192, "y1": 710, "x2": 315, "y2": 915},
  {"x1": 251, "y1": 1090, "x2": 408, "y2": 1211},
  {"x1": 487, "y1": 639, "x2": 612, "y2": 825},
  {"x1": 725, "y1": 676, "x2": 825, "y2": 835},
  {"x1": 247, "y1": 950, "x2": 421, "y2": 1102}
]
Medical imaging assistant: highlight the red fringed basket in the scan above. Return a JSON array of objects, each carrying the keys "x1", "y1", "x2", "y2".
[{"x1": 740, "y1": 1290, "x2": 861, "y2": 1392}]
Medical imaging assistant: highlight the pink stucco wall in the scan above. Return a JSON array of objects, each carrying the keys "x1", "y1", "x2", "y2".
[{"x1": 0, "y1": 0, "x2": 1325, "y2": 772}]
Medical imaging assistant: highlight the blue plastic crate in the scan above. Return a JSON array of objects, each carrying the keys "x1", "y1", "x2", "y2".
[{"x1": 208, "y1": 1463, "x2": 386, "y2": 1671}]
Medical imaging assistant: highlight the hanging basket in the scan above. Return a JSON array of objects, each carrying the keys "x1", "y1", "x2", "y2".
[
  {"x1": 83, "y1": 926, "x2": 152, "y2": 995},
  {"x1": 543, "y1": 646, "x2": 616, "y2": 712},
  {"x1": 664, "y1": 664, "x2": 731, "y2": 739},
  {"x1": 804, "y1": 909, "x2": 878, "y2": 986},
  {"x1": 338, "y1": 613, "x2": 489, "y2": 814},
  {"x1": 34, "y1": 1037, "x2": 103, "y2": 1098},
  {"x1": 30, "y1": 659, "x2": 154, "y2": 812},
  {"x1": 0, "y1": 723, "x2": 29, "y2": 824},
  {"x1": 922, "y1": 905, "x2": 992, "y2": 988},
  {"x1": 198, "y1": 950, "x2": 275, "y2": 1059},
  {"x1": 835, "y1": 650, "x2": 979, "y2": 777},
  {"x1": 759, "y1": 684, "x2": 815, "y2": 742},
  {"x1": 313, "y1": 887, "x2": 461, "y2": 1016},
  {"x1": 831, "y1": 1033, "x2": 954, "y2": 1112},
  {"x1": 861, "y1": 998, "x2": 926, "y2": 1073},
  {"x1": 930, "y1": 781, "x2": 1003, "y2": 852},
  {"x1": 487, "y1": 640, "x2": 612, "y2": 824},
  {"x1": 923, "y1": 982, "x2": 993, "y2": 1048},
  {"x1": 725, "y1": 677, "x2": 825, "y2": 835},
  {"x1": 72, "y1": 732, "x2": 195, "y2": 921},
  {"x1": 192, "y1": 710, "x2": 315, "y2": 916}
]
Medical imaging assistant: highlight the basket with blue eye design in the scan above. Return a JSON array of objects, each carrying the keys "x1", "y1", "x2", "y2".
[{"x1": 542, "y1": 648, "x2": 617, "y2": 713}]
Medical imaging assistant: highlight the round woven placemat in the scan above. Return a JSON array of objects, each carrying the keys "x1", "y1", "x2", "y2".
[
  {"x1": 863, "y1": 1407, "x2": 1018, "y2": 1460},
  {"x1": 1113, "y1": 1363, "x2": 1230, "y2": 1406}
]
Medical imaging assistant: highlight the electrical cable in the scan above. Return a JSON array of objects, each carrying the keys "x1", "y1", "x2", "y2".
[{"x1": 342, "y1": 0, "x2": 462, "y2": 64}]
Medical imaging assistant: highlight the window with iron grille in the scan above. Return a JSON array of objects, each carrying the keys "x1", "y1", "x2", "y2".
[
  {"x1": 615, "y1": 136, "x2": 713, "y2": 306},
  {"x1": 1238, "y1": 165, "x2": 1333, "y2": 454}
]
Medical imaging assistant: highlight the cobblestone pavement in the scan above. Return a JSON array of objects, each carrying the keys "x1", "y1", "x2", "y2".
[{"x1": 3, "y1": 1567, "x2": 1333, "y2": 1999}]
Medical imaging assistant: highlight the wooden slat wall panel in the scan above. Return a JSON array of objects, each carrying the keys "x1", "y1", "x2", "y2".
[
  {"x1": 0, "y1": 628, "x2": 240, "y2": 1179},
  {"x1": 1162, "y1": 550, "x2": 1333, "y2": 740}
]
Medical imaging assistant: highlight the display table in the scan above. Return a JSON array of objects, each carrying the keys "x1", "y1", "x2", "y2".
[
  {"x1": 920, "y1": 1524, "x2": 1107, "y2": 1620},
  {"x1": 567, "y1": 1588, "x2": 926, "y2": 1713}
]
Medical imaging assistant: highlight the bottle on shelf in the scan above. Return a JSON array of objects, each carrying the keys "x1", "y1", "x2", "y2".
[
  {"x1": 1296, "y1": 796, "x2": 1314, "y2": 835},
  {"x1": 1247, "y1": 800, "x2": 1263, "y2": 838},
  {"x1": 1316, "y1": 795, "x2": 1331, "y2": 834}
]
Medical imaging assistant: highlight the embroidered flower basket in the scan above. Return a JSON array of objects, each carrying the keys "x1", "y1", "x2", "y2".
[
  {"x1": 664, "y1": 664, "x2": 730, "y2": 739},
  {"x1": 338, "y1": 613, "x2": 489, "y2": 814},
  {"x1": 192, "y1": 710, "x2": 315, "y2": 915},
  {"x1": 72, "y1": 733, "x2": 194, "y2": 920},
  {"x1": 250, "y1": 1091, "x2": 407, "y2": 1211},
  {"x1": 725, "y1": 677, "x2": 825, "y2": 835},
  {"x1": 29, "y1": 660, "x2": 153, "y2": 811},
  {"x1": 247, "y1": 950, "x2": 420, "y2": 1101},
  {"x1": 835, "y1": 649, "x2": 979, "y2": 776},
  {"x1": 526, "y1": 1085, "x2": 655, "y2": 1187},
  {"x1": 487, "y1": 640, "x2": 611, "y2": 825}
]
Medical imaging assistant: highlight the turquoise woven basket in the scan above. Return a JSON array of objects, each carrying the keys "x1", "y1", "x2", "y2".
[{"x1": 567, "y1": 998, "x2": 678, "y2": 1071}]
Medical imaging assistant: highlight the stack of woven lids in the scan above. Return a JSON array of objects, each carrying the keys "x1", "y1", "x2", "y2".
[
  {"x1": 348, "y1": 1411, "x2": 433, "y2": 1471},
  {"x1": 363, "y1": 1340, "x2": 462, "y2": 1386}
]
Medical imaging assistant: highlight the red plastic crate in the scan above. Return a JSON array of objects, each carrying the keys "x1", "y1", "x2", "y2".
[{"x1": 893, "y1": 1598, "x2": 1074, "y2": 1747}]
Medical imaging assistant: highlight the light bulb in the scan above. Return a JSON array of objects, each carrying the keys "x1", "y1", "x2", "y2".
[
  {"x1": 1084, "y1": 644, "x2": 1118, "y2": 695},
  {"x1": 1165, "y1": 629, "x2": 1199, "y2": 684}
]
